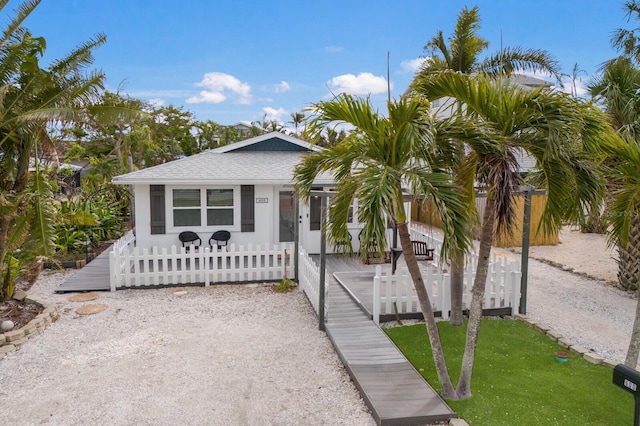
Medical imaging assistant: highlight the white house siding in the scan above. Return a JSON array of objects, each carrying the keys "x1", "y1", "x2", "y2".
[{"x1": 133, "y1": 184, "x2": 280, "y2": 250}]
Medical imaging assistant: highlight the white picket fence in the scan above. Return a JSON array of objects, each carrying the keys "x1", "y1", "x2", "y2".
[
  {"x1": 297, "y1": 247, "x2": 328, "y2": 314},
  {"x1": 109, "y1": 237, "x2": 293, "y2": 290},
  {"x1": 370, "y1": 224, "x2": 522, "y2": 324}
]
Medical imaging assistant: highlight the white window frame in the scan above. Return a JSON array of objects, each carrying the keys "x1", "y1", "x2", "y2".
[{"x1": 167, "y1": 185, "x2": 241, "y2": 232}]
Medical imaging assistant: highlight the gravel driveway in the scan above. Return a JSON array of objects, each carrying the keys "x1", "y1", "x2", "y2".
[{"x1": 0, "y1": 277, "x2": 375, "y2": 425}]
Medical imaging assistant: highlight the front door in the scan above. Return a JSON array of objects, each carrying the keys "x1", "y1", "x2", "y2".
[{"x1": 278, "y1": 191, "x2": 295, "y2": 243}]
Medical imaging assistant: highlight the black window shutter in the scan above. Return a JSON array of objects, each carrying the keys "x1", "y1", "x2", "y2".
[
  {"x1": 150, "y1": 185, "x2": 166, "y2": 234},
  {"x1": 241, "y1": 185, "x2": 255, "y2": 232}
]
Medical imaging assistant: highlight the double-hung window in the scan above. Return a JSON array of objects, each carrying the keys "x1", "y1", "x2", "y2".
[
  {"x1": 206, "y1": 189, "x2": 234, "y2": 225},
  {"x1": 173, "y1": 189, "x2": 202, "y2": 226}
]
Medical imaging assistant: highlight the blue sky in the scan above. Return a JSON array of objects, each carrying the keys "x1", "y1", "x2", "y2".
[{"x1": 20, "y1": 0, "x2": 628, "y2": 126}]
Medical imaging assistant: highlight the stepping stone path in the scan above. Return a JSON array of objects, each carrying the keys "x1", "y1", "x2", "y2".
[
  {"x1": 68, "y1": 293, "x2": 100, "y2": 302},
  {"x1": 76, "y1": 304, "x2": 108, "y2": 315}
]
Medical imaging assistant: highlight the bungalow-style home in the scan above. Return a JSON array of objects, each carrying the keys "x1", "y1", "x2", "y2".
[{"x1": 112, "y1": 132, "x2": 364, "y2": 254}]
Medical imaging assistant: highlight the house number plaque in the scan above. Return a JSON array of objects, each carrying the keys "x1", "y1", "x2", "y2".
[{"x1": 256, "y1": 198, "x2": 269, "y2": 203}]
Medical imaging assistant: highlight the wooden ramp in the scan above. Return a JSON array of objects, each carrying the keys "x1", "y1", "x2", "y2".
[
  {"x1": 325, "y1": 276, "x2": 456, "y2": 426},
  {"x1": 55, "y1": 247, "x2": 112, "y2": 293}
]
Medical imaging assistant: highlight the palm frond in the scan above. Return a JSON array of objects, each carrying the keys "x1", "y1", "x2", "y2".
[{"x1": 479, "y1": 47, "x2": 561, "y2": 81}]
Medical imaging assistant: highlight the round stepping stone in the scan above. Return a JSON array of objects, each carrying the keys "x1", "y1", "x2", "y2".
[
  {"x1": 76, "y1": 304, "x2": 108, "y2": 315},
  {"x1": 68, "y1": 292, "x2": 99, "y2": 302}
]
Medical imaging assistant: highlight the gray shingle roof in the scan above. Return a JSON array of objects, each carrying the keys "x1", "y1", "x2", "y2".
[
  {"x1": 112, "y1": 151, "x2": 333, "y2": 185},
  {"x1": 112, "y1": 132, "x2": 332, "y2": 186}
]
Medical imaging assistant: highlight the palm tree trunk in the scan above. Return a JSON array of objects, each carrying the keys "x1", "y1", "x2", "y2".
[
  {"x1": 624, "y1": 212, "x2": 640, "y2": 367},
  {"x1": 455, "y1": 197, "x2": 496, "y2": 398},
  {"x1": 625, "y1": 292, "x2": 640, "y2": 368},
  {"x1": 449, "y1": 251, "x2": 464, "y2": 326},
  {"x1": 397, "y1": 220, "x2": 457, "y2": 398},
  {"x1": 617, "y1": 212, "x2": 640, "y2": 291}
]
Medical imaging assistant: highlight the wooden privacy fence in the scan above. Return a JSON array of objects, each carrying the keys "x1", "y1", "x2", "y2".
[
  {"x1": 109, "y1": 238, "x2": 293, "y2": 290},
  {"x1": 412, "y1": 192, "x2": 558, "y2": 247},
  {"x1": 372, "y1": 257, "x2": 521, "y2": 324}
]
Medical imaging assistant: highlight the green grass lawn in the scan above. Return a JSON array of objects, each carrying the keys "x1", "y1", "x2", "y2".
[{"x1": 385, "y1": 319, "x2": 633, "y2": 425}]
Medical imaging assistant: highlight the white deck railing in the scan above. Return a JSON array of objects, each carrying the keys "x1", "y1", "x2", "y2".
[
  {"x1": 372, "y1": 224, "x2": 521, "y2": 324},
  {"x1": 109, "y1": 239, "x2": 293, "y2": 291},
  {"x1": 109, "y1": 230, "x2": 136, "y2": 289},
  {"x1": 297, "y1": 247, "x2": 328, "y2": 314}
]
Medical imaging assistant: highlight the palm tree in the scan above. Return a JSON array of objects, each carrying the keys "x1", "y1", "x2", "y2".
[
  {"x1": 589, "y1": 57, "x2": 640, "y2": 292},
  {"x1": 294, "y1": 93, "x2": 474, "y2": 399},
  {"x1": 288, "y1": 111, "x2": 305, "y2": 135},
  {"x1": 0, "y1": 0, "x2": 108, "y2": 300},
  {"x1": 417, "y1": 5, "x2": 561, "y2": 80},
  {"x1": 612, "y1": 0, "x2": 640, "y2": 63},
  {"x1": 601, "y1": 136, "x2": 640, "y2": 367},
  {"x1": 413, "y1": 71, "x2": 611, "y2": 398},
  {"x1": 412, "y1": 4, "x2": 562, "y2": 326}
]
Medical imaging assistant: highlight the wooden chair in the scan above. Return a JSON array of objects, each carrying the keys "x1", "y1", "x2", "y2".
[
  {"x1": 179, "y1": 231, "x2": 201, "y2": 252},
  {"x1": 411, "y1": 240, "x2": 434, "y2": 261}
]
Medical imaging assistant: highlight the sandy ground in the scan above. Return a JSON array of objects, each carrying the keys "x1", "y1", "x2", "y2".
[
  {"x1": 0, "y1": 226, "x2": 634, "y2": 425},
  {"x1": 1, "y1": 280, "x2": 375, "y2": 425},
  {"x1": 493, "y1": 226, "x2": 633, "y2": 364},
  {"x1": 509, "y1": 226, "x2": 618, "y2": 284}
]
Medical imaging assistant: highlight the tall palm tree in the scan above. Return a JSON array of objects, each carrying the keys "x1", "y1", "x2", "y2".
[
  {"x1": 612, "y1": 0, "x2": 640, "y2": 64},
  {"x1": 0, "y1": 0, "x2": 108, "y2": 300},
  {"x1": 417, "y1": 5, "x2": 561, "y2": 80},
  {"x1": 288, "y1": 111, "x2": 305, "y2": 135},
  {"x1": 589, "y1": 57, "x2": 640, "y2": 292},
  {"x1": 601, "y1": 136, "x2": 640, "y2": 367},
  {"x1": 413, "y1": 71, "x2": 611, "y2": 398},
  {"x1": 294, "y1": 93, "x2": 474, "y2": 399},
  {"x1": 412, "y1": 4, "x2": 562, "y2": 326}
]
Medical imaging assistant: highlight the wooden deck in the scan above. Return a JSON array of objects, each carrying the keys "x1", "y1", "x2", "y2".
[
  {"x1": 55, "y1": 247, "x2": 111, "y2": 293},
  {"x1": 322, "y1": 255, "x2": 455, "y2": 425}
]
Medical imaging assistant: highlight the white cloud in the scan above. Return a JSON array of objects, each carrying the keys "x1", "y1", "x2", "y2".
[
  {"x1": 324, "y1": 46, "x2": 344, "y2": 53},
  {"x1": 274, "y1": 81, "x2": 290, "y2": 93},
  {"x1": 186, "y1": 72, "x2": 252, "y2": 105},
  {"x1": 556, "y1": 75, "x2": 589, "y2": 97},
  {"x1": 400, "y1": 57, "x2": 429, "y2": 74},
  {"x1": 147, "y1": 98, "x2": 165, "y2": 108},
  {"x1": 326, "y1": 72, "x2": 391, "y2": 96},
  {"x1": 263, "y1": 106, "x2": 287, "y2": 122}
]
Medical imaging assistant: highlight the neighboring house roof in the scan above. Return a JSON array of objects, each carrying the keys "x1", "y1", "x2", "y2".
[
  {"x1": 112, "y1": 132, "x2": 331, "y2": 186},
  {"x1": 508, "y1": 74, "x2": 554, "y2": 89}
]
